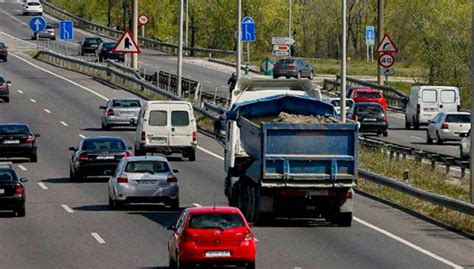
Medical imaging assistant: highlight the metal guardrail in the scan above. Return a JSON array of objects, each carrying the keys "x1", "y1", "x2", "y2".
[
  {"x1": 35, "y1": 49, "x2": 473, "y2": 217},
  {"x1": 323, "y1": 76, "x2": 408, "y2": 110},
  {"x1": 360, "y1": 169, "x2": 474, "y2": 216},
  {"x1": 41, "y1": 1, "x2": 237, "y2": 57}
]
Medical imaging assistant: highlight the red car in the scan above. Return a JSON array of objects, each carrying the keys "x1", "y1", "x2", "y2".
[
  {"x1": 350, "y1": 88, "x2": 387, "y2": 111},
  {"x1": 0, "y1": 42, "x2": 7, "y2": 62},
  {"x1": 168, "y1": 206, "x2": 256, "y2": 269}
]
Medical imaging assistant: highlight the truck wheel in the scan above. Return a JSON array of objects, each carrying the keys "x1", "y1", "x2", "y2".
[
  {"x1": 237, "y1": 179, "x2": 249, "y2": 217},
  {"x1": 187, "y1": 148, "x2": 196, "y2": 161},
  {"x1": 413, "y1": 118, "x2": 420, "y2": 130},
  {"x1": 405, "y1": 118, "x2": 411, "y2": 129},
  {"x1": 426, "y1": 131, "x2": 433, "y2": 144},
  {"x1": 436, "y1": 132, "x2": 443, "y2": 144},
  {"x1": 336, "y1": 212, "x2": 352, "y2": 227}
]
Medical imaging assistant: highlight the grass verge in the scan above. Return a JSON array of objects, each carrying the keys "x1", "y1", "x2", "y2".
[{"x1": 359, "y1": 146, "x2": 473, "y2": 233}]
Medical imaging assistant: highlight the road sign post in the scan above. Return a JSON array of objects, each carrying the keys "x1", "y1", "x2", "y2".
[
  {"x1": 138, "y1": 14, "x2": 149, "y2": 38},
  {"x1": 29, "y1": 16, "x2": 46, "y2": 51},
  {"x1": 375, "y1": 33, "x2": 398, "y2": 83}
]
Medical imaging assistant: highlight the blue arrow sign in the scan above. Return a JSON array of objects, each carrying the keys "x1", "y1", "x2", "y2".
[
  {"x1": 59, "y1": 21, "x2": 74, "y2": 40},
  {"x1": 366, "y1": 26, "x2": 375, "y2": 45},
  {"x1": 29, "y1": 16, "x2": 46, "y2": 33},
  {"x1": 241, "y1": 17, "x2": 255, "y2": 42}
]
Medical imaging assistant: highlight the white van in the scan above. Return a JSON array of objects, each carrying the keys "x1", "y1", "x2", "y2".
[
  {"x1": 405, "y1": 86, "x2": 460, "y2": 129},
  {"x1": 134, "y1": 101, "x2": 197, "y2": 161}
]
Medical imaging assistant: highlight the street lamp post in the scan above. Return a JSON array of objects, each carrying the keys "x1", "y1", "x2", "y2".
[
  {"x1": 340, "y1": 0, "x2": 347, "y2": 123},
  {"x1": 185, "y1": 0, "x2": 189, "y2": 48},
  {"x1": 177, "y1": 0, "x2": 184, "y2": 97},
  {"x1": 288, "y1": 0, "x2": 292, "y2": 38},
  {"x1": 236, "y1": 0, "x2": 242, "y2": 79},
  {"x1": 131, "y1": 0, "x2": 138, "y2": 69},
  {"x1": 377, "y1": 0, "x2": 384, "y2": 85}
]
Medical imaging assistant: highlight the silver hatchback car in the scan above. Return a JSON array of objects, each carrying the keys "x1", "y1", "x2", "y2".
[
  {"x1": 108, "y1": 156, "x2": 179, "y2": 209},
  {"x1": 100, "y1": 98, "x2": 141, "y2": 129}
]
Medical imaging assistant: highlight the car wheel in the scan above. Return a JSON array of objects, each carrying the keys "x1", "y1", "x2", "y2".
[
  {"x1": 4, "y1": 97, "x2": 9, "y2": 103},
  {"x1": 336, "y1": 212, "x2": 352, "y2": 227},
  {"x1": 405, "y1": 118, "x2": 410, "y2": 129},
  {"x1": 383, "y1": 131, "x2": 388, "y2": 137},
  {"x1": 4, "y1": 57, "x2": 7, "y2": 63},
  {"x1": 413, "y1": 118, "x2": 420, "y2": 130},
  {"x1": 188, "y1": 148, "x2": 196, "y2": 162},
  {"x1": 169, "y1": 254, "x2": 177, "y2": 269},
  {"x1": 426, "y1": 131, "x2": 433, "y2": 144},
  {"x1": 16, "y1": 205, "x2": 26, "y2": 217},
  {"x1": 436, "y1": 132, "x2": 443, "y2": 144},
  {"x1": 246, "y1": 262, "x2": 256, "y2": 269},
  {"x1": 169, "y1": 198, "x2": 179, "y2": 210},
  {"x1": 69, "y1": 167, "x2": 76, "y2": 180},
  {"x1": 101, "y1": 121, "x2": 109, "y2": 130},
  {"x1": 30, "y1": 152, "x2": 38, "y2": 163},
  {"x1": 308, "y1": 71, "x2": 314, "y2": 80},
  {"x1": 297, "y1": 72, "x2": 301, "y2": 79},
  {"x1": 273, "y1": 75, "x2": 278, "y2": 79},
  {"x1": 98, "y1": 56, "x2": 103, "y2": 62}
]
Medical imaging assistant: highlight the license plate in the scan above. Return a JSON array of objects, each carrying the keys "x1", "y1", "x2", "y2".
[
  {"x1": 3, "y1": 140, "x2": 20, "y2": 144},
  {"x1": 0, "y1": 189, "x2": 4, "y2": 194},
  {"x1": 138, "y1": 180, "x2": 157, "y2": 184},
  {"x1": 150, "y1": 137, "x2": 167, "y2": 145},
  {"x1": 363, "y1": 118, "x2": 377, "y2": 122},
  {"x1": 121, "y1": 112, "x2": 134, "y2": 116},
  {"x1": 96, "y1": 155, "x2": 114, "y2": 160},
  {"x1": 308, "y1": 190, "x2": 329, "y2": 196},
  {"x1": 205, "y1": 251, "x2": 231, "y2": 258}
]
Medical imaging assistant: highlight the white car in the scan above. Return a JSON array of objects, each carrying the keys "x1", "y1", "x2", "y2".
[
  {"x1": 426, "y1": 112, "x2": 470, "y2": 144},
  {"x1": 325, "y1": 97, "x2": 355, "y2": 116},
  {"x1": 23, "y1": 1, "x2": 43, "y2": 16},
  {"x1": 460, "y1": 130, "x2": 470, "y2": 160},
  {"x1": 108, "y1": 156, "x2": 180, "y2": 209}
]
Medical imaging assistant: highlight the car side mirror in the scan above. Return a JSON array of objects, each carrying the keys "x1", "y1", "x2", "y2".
[
  {"x1": 99, "y1": 105, "x2": 107, "y2": 109},
  {"x1": 6, "y1": 81, "x2": 11, "y2": 86},
  {"x1": 164, "y1": 225, "x2": 176, "y2": 231},
  {"x1": 68, "y1": 146, "x2": 77, "y2": 151},
  {"x1": 20, "y1": 178, "x2": 28, "y2": 183},
  {"x1": 103, "y1": 170, "x2": 112, "y2": 176},
  {"x1": 34, "y1": 133, "x2": 40, "y2": 137},
  {"x1": 173, "y1": 169, "x2": 179, "y2": 174}
]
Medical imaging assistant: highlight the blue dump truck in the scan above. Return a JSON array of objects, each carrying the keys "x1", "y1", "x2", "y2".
[{"x1": 224, "y1": 82, "x2": 358, "y2": 226}]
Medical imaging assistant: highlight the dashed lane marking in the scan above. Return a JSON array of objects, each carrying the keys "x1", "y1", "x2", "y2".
[
  {"x1": 37, "y1": 183, "x2": 48, "y2": 190},
  {"x1": 18, "y1": 165, "x2": 27, "y2": 171},
  {"x1": 78, "y1": 134, "x2": 86, "y2": 139},
  {"x1": 91, "y1": 233, "x2": 106, "y2": 244},
  {"x1": 17, "y1": 90, "x2": 23, "y2": 94},
  {"x1": 61, "y1": 204, "x2": 74, "y2": 213},
  {"x1": 30, "y1": 98, "x2": 36, "y2": 103},
  {"x1": 60, "y1": 121, "x2": 69, "y2": 127},
  {"x1": 44, "y1": 108, "x2": 51, "y2": 114}
]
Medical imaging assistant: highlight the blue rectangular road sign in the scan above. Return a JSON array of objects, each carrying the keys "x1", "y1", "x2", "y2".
[
  {"x1": 59, "y1": 21, "x2": 74, "y2": 40},
  {"x1": 241, "y1": 17, "x2": 255, "y2": 42},
  {"x1": 366, "y1": 26, "x2": 375, "y2": 45}
]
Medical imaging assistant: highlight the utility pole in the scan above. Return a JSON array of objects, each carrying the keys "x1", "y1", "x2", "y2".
[
  {"x1": 340, "y1": 0, "x2": 347, "y2": 123},
  {"x1": 377, "y1": 0, "x2": 384, "y2": 85},
  {"x1": 236, "y1": 0, "x2": 242, "y2": 79},
  {"x1": 470, "y1": 9, "x2": 474, "y2": 204},
  {"x1": 185, "y1": 0, "x2": 189, "y2": 48},
  {"x1": 131, "y1": 0, "x2": 138, "y2": 69},
  {"x1": 107, "y1": 0, "x2": 112, "y2": 28},
  {"x1": 288, "y1": 0, "x2": 292, "y2": 38},
  {"x1": 177, "y1": 0, "x2": 184, "y2": 97}
]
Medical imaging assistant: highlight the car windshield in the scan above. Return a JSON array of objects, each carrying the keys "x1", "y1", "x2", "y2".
[
  {"x1": 103, "y1": 43, "x2": 116, "y2": 49},
  {"x1": 125, "y1": 161, "x2": 170, "y2": 173},
  {"x1": 81, "y1": 139, "x2": 126, "y2": 151},
  {"x1": 357, "y1": 105, "x2": 382, "y2": 114},
  {"x1": 45, "y1": 25, "x2": 53, "y2": 29},
  {"x1": 357, "y1": 92, "x2": 381, "y2": 98},
  {"x1": 0, "y1": 169, "x2": 17, "y2": 182},
  {"x1": 0, "y1": 125, "x2": 30, "y2": 134},
  {"x1": 277, "y1": 59, "x2": 295, "y2": 65},
  {"x1": 445, "y1": 114, "x2": 470, "y2": 123},
  {"x1": 86, "y1": 38, "x2": 101, "y2": 45},
  {"x1": 28, "y1": 2, "x2": 41, "y2": 6},
  {"x1": 112, "y1": 99, "x2": 141, "y2": 108},
  {"x1": 0, "y1": 43, "x2": 5, "y2": 48},
  {"x1": 189, "y1": 213, "x2": 245, "y2": 230},
  {"x1": 0, "y1": 77, "x2": 5, "y2": 84}
]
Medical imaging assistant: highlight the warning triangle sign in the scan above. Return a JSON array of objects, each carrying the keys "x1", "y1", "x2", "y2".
[
  {"x1": 375, "y1": 34, "x2": 398, "y2": 53},
  {"x1": 112, "y1": 30, "x2": 141, "y2": 53}
]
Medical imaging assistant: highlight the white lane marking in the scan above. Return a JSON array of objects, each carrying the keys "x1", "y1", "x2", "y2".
[
  {"x1": 192, "y1": 203, "x2": 202, "y2": 207},
  {"x1": 61, "y1": 204, "x2": 74, "y2": 213},
  {"x1": 353, "y1": 217, "x2": 463, "y2": 269},
  {"x1": 91, "y1": 232, "x2": 106, "y2": 244},
  {"x1": 204, "y1": 80, "x2": 211, "y2": 84},
  {"x1": 37, "y1": 182, "x2": 48, "y2": 190},
  {"x1": 30, "y1": 98, "x2": 37, "y2": 103},
  {"x1": 78, "y1": 134, "x2": 86, "y2": 139},
  {"x1": 9, "y1": 54, "x2": 109, "y2": 101},
  {"x1": 18, "y1": 165, "x2": 27, "y2": 171},
  {"x1": 410, "y1": 136, "x2": 423, "y2": 140},
  {"x1": 60, "y1": 121, "x2": 69, "y2": 127},
  {"x1": 221, "y1": 85, "x2": 227, "y2": 89},
  {"x1": 254, "y1": 238, "x2": 259, "y2": 242},
  {"x1": 17, "y1": 90, "x2": 23, "y2": 94},
  {"x1": 44, "y1": 108, "x2": 51, "y2": 114},
  {"x1": 294, "y1": 267, "x2": 302, "y2": 269},
  {"x1": 197, "y1": 146, "x2": 224, "y2": 161}
]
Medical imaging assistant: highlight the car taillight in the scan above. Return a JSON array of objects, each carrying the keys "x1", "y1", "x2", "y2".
[
  {"x1": 192, "y1": 131, "x2": 197, "y2": 142},
  {"x1": 416, "y1": 104, "x2": 420, "y2": 115},
  {"x1": 141, "y1": 131, "x2": 146, "y2": 141},
  {"x1": 122, "y1": 152, "x2": 131, "y2": 158},
  {"x1": 117, "y1": 175, "x2": 128, "y2": 183},
  {"x1": 167, "y1": 174, "x2": 178, "y2": 183},
  {"x1": 78, "y1": 153, "x2": 89, "y2": 161},
  {"x1": 287, "y1": 64, "x2": 296, "y2": 68},
  {"x1": 274, "y1": 64, "x2": 280, "y2": 69},
  {"x1": 441, "y1": 123, "x2": 449, "y2": 129},
  {"x1": 15, "y1": 183, "x2": 24, "y2": 197},
  {"x1": 26, "y1": 135, "x2": 35, "y2": 143},
  {"x1": 107, "y1": 108, "x2": 114, "y2": 116},
  {"x1": 244, "y1": 230, "x2": 254, "y2": 241},
  {"x1": 181, "y1": 230, "x2": 194, "y2": 243}
]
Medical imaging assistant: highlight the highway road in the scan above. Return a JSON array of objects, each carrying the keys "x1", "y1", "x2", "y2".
[
  {"x1": 0, "y1": 24, "x2": 474, "y2": 269},
  {"x1": 0, "y1": 0, "x2": 465, "y2": 161}
]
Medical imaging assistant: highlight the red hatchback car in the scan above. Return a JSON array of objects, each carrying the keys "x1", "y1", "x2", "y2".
[
  {"x1": 168, "y1": 206, "x2": 256, "y2": 269},
  {"x1": 350, "y1": 88, "x2": 387, "y2": 111}
]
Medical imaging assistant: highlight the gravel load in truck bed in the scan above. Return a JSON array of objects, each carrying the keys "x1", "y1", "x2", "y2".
[{"x1": 251, "y1": 112, "x2": 342, "y2": 124}]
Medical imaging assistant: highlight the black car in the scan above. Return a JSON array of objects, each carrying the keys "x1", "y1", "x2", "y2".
[
  {"x1": 349, "y1": 102, "x2": 388, "y2": 136},
  {"x1": 0, "y1": 163, "x2": 28, "y2": 217},
  {"x1": 0, "y1": 42, "x2": 8, "y2": 62},
  {"x1": 273, "y1": 58, "x2": 313, "y2": 79},
  {"x1": 0, "y1": 75, "x2": 11, "y2": 103},
  {"x1": 0, "y1": 124, "x2": 39, "y2": 162},
  {"x1": 69, "y1": 136, "x2": 132, "y2": 180},
  {"x1": 95, "y1": 42, "x2": 125, "y2": 62},
  {"x1": 79, "y1": 37, "x2": 103, "y2": 55}
]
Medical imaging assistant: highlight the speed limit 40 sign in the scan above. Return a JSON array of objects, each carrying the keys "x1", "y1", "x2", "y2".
[{"x1": 378, "y1": 53, "x2": 395, "y2": 68}]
